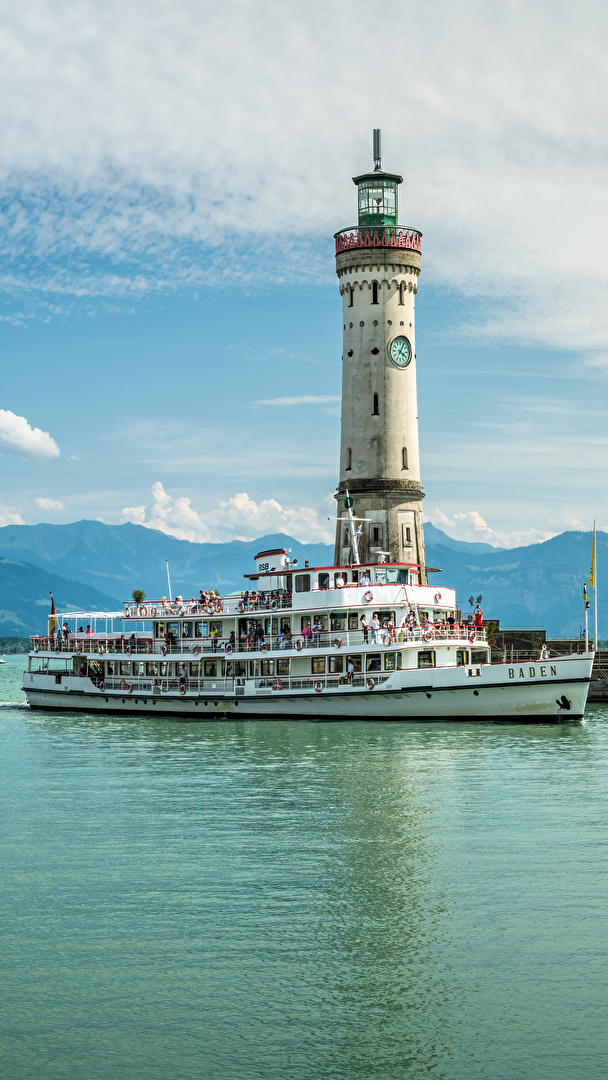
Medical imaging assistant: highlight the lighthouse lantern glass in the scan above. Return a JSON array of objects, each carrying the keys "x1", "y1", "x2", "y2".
[{"x1": 357, "y1": 179, "x2": 398, "y2": 228}]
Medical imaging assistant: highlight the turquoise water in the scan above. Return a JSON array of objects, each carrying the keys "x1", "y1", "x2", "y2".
[{"x1": 2, "y1": 654, "x2": 607, "y2": 1079}]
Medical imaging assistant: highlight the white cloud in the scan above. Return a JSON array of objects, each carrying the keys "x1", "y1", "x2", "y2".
[
  {"x1": 0, "y1": 410, "x2": 60, "y2": 459},
  {"x1": 122, "y1": 481, "x2": 333, "y2": 544},
  {"x1": 1, "y1": 1, "x2": 608, "y2": 355},
  {"x1": 35, "y1": 496, "x2": 65, "y2": 511},
  {"x1": 0, "y1": 503, "x2": 25, "y2": 526},
  {"x1": 254, "y1": 396, "x2": 340, "y2": 406},
  {"x1": 426, "y1": 506, "x2": 585, "y2": 549}
]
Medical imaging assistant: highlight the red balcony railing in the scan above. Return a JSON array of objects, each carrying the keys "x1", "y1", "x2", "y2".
[{"x1": 334, "y1": 225, "x2": 422, "y2": 255}]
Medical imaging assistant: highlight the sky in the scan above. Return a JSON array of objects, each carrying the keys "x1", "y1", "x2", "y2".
[{"x1": 2, "y1": 0, "x2": 608, "y2": 549}]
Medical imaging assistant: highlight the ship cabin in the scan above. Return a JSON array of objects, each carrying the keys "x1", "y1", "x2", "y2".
[{"x1": 27, "y1": 549, "x2": 490, "y2": 697}]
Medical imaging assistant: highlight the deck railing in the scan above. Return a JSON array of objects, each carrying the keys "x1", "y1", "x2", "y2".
[{"x1": 334, "y1": 225, "x2": 422, "y2": 254}]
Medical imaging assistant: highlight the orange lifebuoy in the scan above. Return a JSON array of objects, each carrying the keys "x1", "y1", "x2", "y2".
[
  {"x1": 296, "y1": 640, "x2": 303, "y2": 652},
  {"x1": 120, "y1": 678, "x2": 127, "y2": 690},
  {"x1": 128, "y1": 683, "x2": 133, "y2": 694},
  {"x1": 434, "y1": 593, "x2": 441, "y2": 603},
  {"x1": 333, "y1": 638, "x2": 342, "y2": 649},
  {"x1": 99, "y1": 682, "x2": 105, "y2": 692},
  {"x1": 238, "y1": 602, "x2": 244, "y2": 613},
  {"x1": 381, "y1": 632, "x2": 391, "y2": 646},
  {"x1": 179, "y1": 684, "x2": 186, "y2": 695},
  {"x1": 192, "y1": 645, "x2": 200, "y2": 655},
  {"x1": 364, "y1": 591, "x2": 373, "y2": 603},
  {"x1": 139, "y1": 605, "x2": 148, "y2": 617},
  {"x1": 367, "y1": 678, "x2": 376, "y2": 690},
  {"x1": 146, "y1": 641, "x2": 152, "y2": 654},
  {"x1": 274, "y1": 678, "x2": 283, "y2": 691},
  {"x1": 151, "y1": 607, "x2": 158, "y2": 617},
  {"x1": 314, "y1": 681, "x2": 323, "y2": 693},
  {"x1": 225, "y1": 643, "x2": 233, "y2": 654},
  {"x1": 423, "y1": 630, "x2": 433, "y2": 642},
  {"x1": 469, "y1": 632, "x2": 476, "y2": 643}
]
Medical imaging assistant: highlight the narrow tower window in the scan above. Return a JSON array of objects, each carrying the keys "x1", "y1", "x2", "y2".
[
  {"x1": 348, "y1": 285, "x2": 354, "y2": 307},
  {"x1": 402, "y1": 447, "x2": 408, "y2": 469},
  {"x1": 399, "y1": 282, "x2": 405, "y2": 305},
  {"x1": 346, "y1": 447, "x2": 352, "y2": 471},
  {"x1": 371, "y1": 525, "x2": 382, "y2": 545},
  {"x1": 372, "y1": 393, "x2": 379, "y2": 415},
  {"x1": 372, "y1": 281, "x2": 378, "y2": 305}
]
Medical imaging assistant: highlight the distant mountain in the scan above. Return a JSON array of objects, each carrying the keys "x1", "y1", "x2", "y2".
[
  {"x1": 0, "y1": 520, "x2": 600, "y2": 638},
  {"x1": 0, "y1": 559, "x2": 122, "y2": 637}
]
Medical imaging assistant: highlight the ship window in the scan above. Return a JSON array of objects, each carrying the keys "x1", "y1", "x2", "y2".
[
  {"x1": 348, "y1": 612, "x2": 359, "y2": 630},
  {"x1": 346, "y1": 447, "x2": 352, "y2": 470},
  {"x1": 334, "y1": 571, "x2": 348, "y2": 588},
  {"x1": 366, "y1": 654, "x2": 381, "y2": 672},
  {"x1": 372, "y1": 281, "x2": 378, "y2": 304},
  {"x1": 182, "y1": 622, "x2": 193, "y2": 638},
  {"x1": 300, "y1": 616, "x2": 311, "y2": 630},
  {"x1": 472, "y1": 651, "x2": 487, "y2": 665},
  {"x1": 346, "y1": 654, "x2": 362, "y2": 673},
  {"x1": 384, "y1": 653, "x2": 395, "y2": 671},
  {"x1": 295, "y1": 574, "x2": 311, "y2": 593},
  {"x1": 120, "y1": 661, "x2": 131, "y2": 676},
  {"x1": 189, "y1": 662, "x2": 199, "y2": 677},
  {"x1": 372, "y1": 393, "x2": 379, "y2": 415},
  {"x1": 457, "y1": 650, "x2": 469, "y2": 666},
  {"x1": 261, "y1": 660, "x2": 274, "y2": 677},
  {"x1": 146, "y1": 662, "x2": 159, "y2": 677},
  {"x1": 315, "y1": 614, "x2": 329, "y2": 631},
  {"x1": 330, "y1": 612, "x2": 347, "y2": 631},
  {"x1": 312, "y1": 657, "x2": 326, "y2": 675},
  {"x1": 318, "y1": 572, "x2": 330, "y2": 589},
  {"x1": 204, "y1": 660, "x2": 218, "y2": 677},
  {"x1": 329, "y1": 656, "x2": 344, "y2": 674},
  {"x1": 402, "y1": 447, "x2": 408, "y2": 470},
  {"x1": 209, "y1": 620, "x2": 222, "y2": 636},
  {"x1": 277, "y1": 658, "x2": 290, "y2": 676},
  {"x1": 418, "y1": 650, "x2": 436, "y2": 669}
]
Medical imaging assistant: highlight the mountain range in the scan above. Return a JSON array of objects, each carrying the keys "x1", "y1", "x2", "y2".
[{"x1": 0, "y1": 519, "x2": 601, "y2": 638}]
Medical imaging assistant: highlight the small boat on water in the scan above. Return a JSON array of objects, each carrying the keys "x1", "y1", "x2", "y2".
[{"x1": 21, "y1": 132, "x2": 594, "y2": 721}]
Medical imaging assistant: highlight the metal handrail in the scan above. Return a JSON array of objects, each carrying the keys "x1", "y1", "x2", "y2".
[{"x1": 334, "y1": 224, "x2": 422, "y2": 254}]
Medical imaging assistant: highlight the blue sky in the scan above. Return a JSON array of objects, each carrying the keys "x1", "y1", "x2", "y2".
[{"x1": 2, "y1": 0, "x2": 608, "y2": 548}]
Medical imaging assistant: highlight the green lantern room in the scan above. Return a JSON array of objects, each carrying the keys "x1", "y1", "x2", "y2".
[{"x1": 353, "y1": 129, "x2": 403, "y2": 229}]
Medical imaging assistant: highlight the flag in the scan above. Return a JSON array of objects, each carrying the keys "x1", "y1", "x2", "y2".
[
  {"x1": 583, "y1": 582, "x2": 588, "y2": 604},
  {"x1": 49, "y1": 592, "x2": 57, "y2": 639},
  {"x1": 590, "y1": 523, "x2": 596, "y2": 589}
]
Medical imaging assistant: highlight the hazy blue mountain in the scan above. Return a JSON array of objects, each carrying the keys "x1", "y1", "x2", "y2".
[
  {"x1": 0, "y1": 559, "x2": 122, "y2": 637},
  {"x1": 0, "y1": 520, "x2": 600, "y2": 638}
]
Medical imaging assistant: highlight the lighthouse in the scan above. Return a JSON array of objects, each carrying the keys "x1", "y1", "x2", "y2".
[{"x1": 334, "y1": 130, "x2": 427, "y2": 584}]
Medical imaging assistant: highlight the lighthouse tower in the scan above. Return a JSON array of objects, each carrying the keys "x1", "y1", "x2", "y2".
[{"x1": 334, "y1": 131, "x2": 427, "y2": 584}]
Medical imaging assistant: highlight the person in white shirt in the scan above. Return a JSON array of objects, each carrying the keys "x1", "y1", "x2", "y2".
[
  {"x1": 335, "y1": 573, "x2": 345, "y2": 588},
  {"x1": 370, "y1": 613, "x2": 380, "y2": 644},
  {"x1": 360, "y1": 571, "x2": 371, "y2": 587}
]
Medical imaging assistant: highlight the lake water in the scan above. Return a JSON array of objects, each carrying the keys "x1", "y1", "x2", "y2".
[{"x1": 2, "y1": 654, "x2": 607, "y2": 1079}]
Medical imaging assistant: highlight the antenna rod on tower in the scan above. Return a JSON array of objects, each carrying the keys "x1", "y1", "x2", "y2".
[{"x1": 373, "y1": 128, "x2": 381, "y2": 171}]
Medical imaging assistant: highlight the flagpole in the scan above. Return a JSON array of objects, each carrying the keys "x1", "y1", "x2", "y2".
[
  {"x1": 584, "y1": 582, "x2": 589, "y2": 652},
  {"x1": 593, "y1": 521, "x2": 598, "y2": 649}
]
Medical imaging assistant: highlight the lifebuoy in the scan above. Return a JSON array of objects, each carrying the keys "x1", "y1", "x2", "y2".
[
  {"x1": 434, "y1": 593, "x2": 441, "y2": 603},
  {"x1": 192, "y1": 644, "x2": 200, "y2": 655},
  {"x1": 469, "y1": 632, "x2": 476, "y2": 643},
  {"x1": 225, "y1": 643, "x2": 233, "y2": 654},
  {"x1": 161, "y1": 645, "x2": 168, "y2": 656},
  {"x1": 364, "y1": 590, "x2": 373, "y2": 603},
  {"x1": 381, "y1": 632, "x2": 390, "y2": 646},
  {"x1": 296, "y1": 640, "x2": 303, "y2": 651},
  {"x1": 214, "y1": 600, "x2": 223, "y2": 613},
  {"x1": 314, "y1": 681, "x2": 323, "y2": 693},
  {"x1": 151, "y1": 607, "x2": 158, "y2": 617},
  {"x1": 274, "y1": 678, "x2": 283, "y2": 691},
  {"x1": 34, "y1": 643, "x2": 38, "y2": 653},
  {"x1": 367, "y1": 678, "x2": 376, "y2": 690},
  {"x1": 179, "y1": 684, "x2": 186, "y2": 695},
  {"x1": 238, "y1": 601, "x2": 244, "y2": 613},
  {"x1": 120, "y1": 678, "x2": 127, "y2": 690},
  {"x1": 98, "y1": 645, "x2": 105, "y2": 654},
  {"x1": 139, "y1": 605, "x2": 148, "y2": 617},
  {"x1": 146, "y1": 641, "x2": 152, "y2": 654},
  {"x1": 423, "y1": 630, "x2": 433, "y2": 642},
  {"x1": 99, "y1": 682, "x2": 105, "y2": 692},
  {"x1": 333, "y1": 638, "x2": 342, "y2": 649},
  {"x1": 271, "y1": 599, "x2": 278, "y2": 610}
]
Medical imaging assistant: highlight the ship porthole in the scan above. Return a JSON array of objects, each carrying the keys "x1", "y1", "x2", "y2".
[
  {"x1": 473, "y1": 690, "x2": 479, "y2": 696},
  {"x1": 122, "y1": 698, "x2": 126, "y2": 703},
  {"x1": 204, "y1": 701, "x2": 208, "y2": 706},
  {"x1": 426, "y1": 693, "x2": 431, "y2": 699},
  {"x1": 214, "y1": 701, "x2": 218, "y2": 706}
]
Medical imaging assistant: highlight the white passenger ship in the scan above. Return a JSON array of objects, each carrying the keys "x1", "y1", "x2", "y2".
[{"x1": 23, "y1": 547, "x2": 593, "y2": 720}]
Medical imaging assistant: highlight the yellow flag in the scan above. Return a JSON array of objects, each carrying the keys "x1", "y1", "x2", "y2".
[
  {"x1": 590, "y1": 524, "x2": 596, "y2": 590},
  {"x1": 49, "y1": 592, "x2": 57, "y2": 639}
]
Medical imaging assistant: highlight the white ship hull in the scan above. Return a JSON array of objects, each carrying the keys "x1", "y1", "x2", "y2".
[{"x1": 23, "y1": 654, "x2": 593, "y2": 722}]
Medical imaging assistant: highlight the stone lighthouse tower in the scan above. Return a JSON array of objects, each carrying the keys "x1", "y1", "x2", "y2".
[{"x1": 334, "y1": 130, "x2": 427, "y2": 584}]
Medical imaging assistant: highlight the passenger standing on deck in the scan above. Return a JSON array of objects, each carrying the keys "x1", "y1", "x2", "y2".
[
  {"x1": 178, "y1": 664, "x2": 188, "y2": 688},
  {"x1": 370, "y1": 613, "x2": 380, "y2": 644},
  {"x1": 360, "y1": 614, "x2": 369, "y2": 643},
  {"x1": 474, "y1": 604, "x2": 484, "y2": 628},
  {"x1": 312, "y1": 618, "x2": 322, "y2": 645},
  {"x1": 335, "y1": 573, "x2": 345, "y2": 588},
  {"x1": 347, "y1": 659, "x2": 355, "y2": 683}
]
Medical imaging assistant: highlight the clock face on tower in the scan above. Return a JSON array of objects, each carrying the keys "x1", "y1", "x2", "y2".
[{"x1": 389, "y1": 336, "x2": 412, "y2": 368}]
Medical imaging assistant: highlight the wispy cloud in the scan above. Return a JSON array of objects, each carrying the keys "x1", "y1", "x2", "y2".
[
  {"x1": 0, "y1": 410, "x2": 60, "y2": 459},
  {"x1": 1, "y1": 0, "x2": 608, "y2": 356},
  {"x1": 254, "y1": 395, "x2": 340, "y2": 406},
  {"x1": 35, "y1": 497, "x2": 65, "y2": 511}
]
